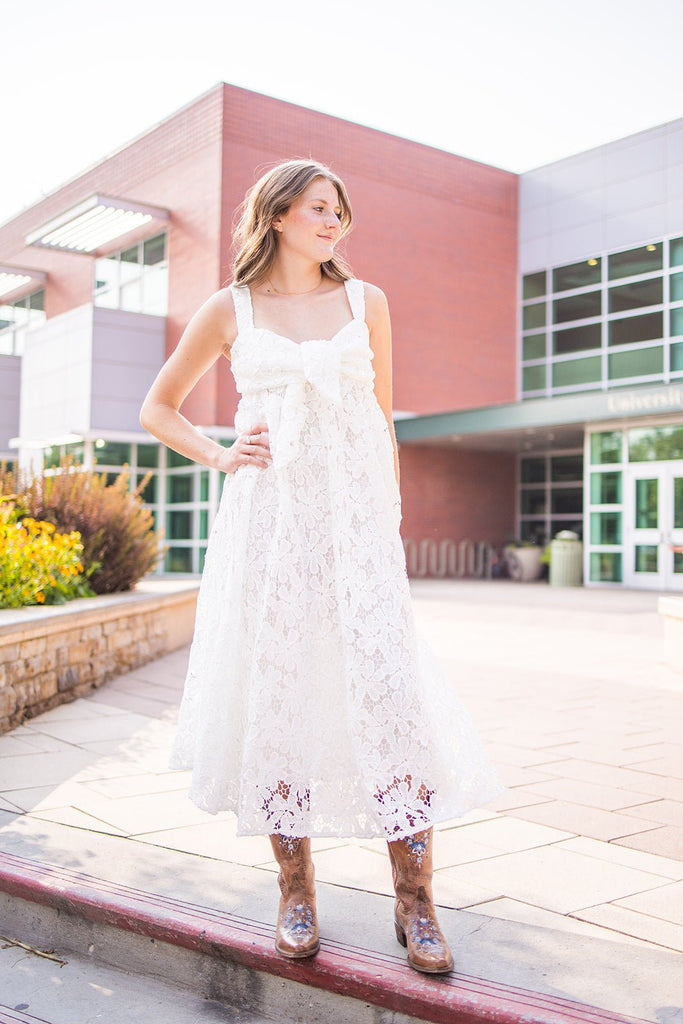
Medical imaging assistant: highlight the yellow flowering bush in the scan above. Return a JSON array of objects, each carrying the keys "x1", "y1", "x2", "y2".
[{"x1": 0, "y1": 508, "x2": 95, "y2": 608}]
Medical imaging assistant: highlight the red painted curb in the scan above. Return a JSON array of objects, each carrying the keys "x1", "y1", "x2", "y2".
[{"x1": 0, "y1": 853, "x2": 650, "y2": 1024}]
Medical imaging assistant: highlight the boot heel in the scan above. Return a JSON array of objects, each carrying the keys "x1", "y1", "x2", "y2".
[{"x1": 394, "y1": 919, "x2": 407, "y2": 947}]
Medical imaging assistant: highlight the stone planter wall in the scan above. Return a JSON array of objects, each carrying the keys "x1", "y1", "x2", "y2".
[{"x1": 0, "y1": 581, "x2": 199, "y2": 735}]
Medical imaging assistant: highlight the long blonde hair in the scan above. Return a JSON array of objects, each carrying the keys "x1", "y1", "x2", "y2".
[{"x1": 232, "y1": 160, "x2": 353, "y2": 286}]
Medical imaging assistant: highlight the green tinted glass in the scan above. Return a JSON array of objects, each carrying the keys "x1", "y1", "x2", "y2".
[
  {"x1": 671, "y1": 308, "x2": 683, "y2": 337},
  {"x1": 591, "y1": 431, "x2": 622, "y2": 464},
  {"x1": 670, "y1": 237, "x2": 683, "y2": 267},
  {"x1": 635, "y1": 545, "x2": 658, "y2": 572},
  {"x1": 553, "y1": 355, "x2": 601, "y2": 388},
  {"x1": 522, "y1": 333, "x2": 546, "y2": 360},
  {"x1": 608, "y1": 346, "x2": 663, "y2": 380},
  {"x1": 629, "y1": 426, "x2": 683, "y2": 462},
  {"x1": 522, "y1": 364, "x2": 546, "y2": 392},
  {"x1": 167, "y1": 510, "x2": 192, "y2": 540},
  {"x1": 137, "y1": 443, "x2": 159, "y2": 468},
  {"x1": 670, "y1": 272, "x2": 683, "y2": 303},
  {"x1": 674, "y1": 477, "x2": 683, "y2": 529},
  {"x1": 590, "y1": 511, "x2": 622, "y2": 545},
  {"x1": 94, "y1": 440, "x2": 130, "y2": 466},
  {"x1": 167, "y1": 474, "x2": 193, "y2": 503},
  {"x1": 164, "y1": 547, "x2": 193, "y2": 572},
  {"x1": 589, "y1": 552, "x2": 622, "y2": 582},
  {"x1": 167, "y1": 448, "x2": 193, "y2": 467},
  {"x1": 635, "y1": 478, "x2": 658, "y2": 529},
  {"x1": 523, "y1": 271, "x2": 546, "y2": 299},
  {"x1": 590, "y1": 472, "x2": 621, "y2": 505},
  {"x1": 552, "y1": 258, "x2": 601, "y2": 293},
  {"x1": 608, "y1": 244, "x2": 663, "y2": 280},
  {"x1": 523, "y1": 303, "x2": 546, "y2": 330}
]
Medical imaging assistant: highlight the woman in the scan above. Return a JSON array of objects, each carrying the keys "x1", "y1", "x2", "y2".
[{"x1": 140, "y1": 160, "x2": 501, "y2": 975}]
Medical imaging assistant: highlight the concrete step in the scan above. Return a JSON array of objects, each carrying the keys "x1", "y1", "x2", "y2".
[
  {"x1": 0, "y1": 821, "x2": 664, "y2": 1024},
  {"x1": 0, "y1": 940, "x2": 275, "y2": 1024}
]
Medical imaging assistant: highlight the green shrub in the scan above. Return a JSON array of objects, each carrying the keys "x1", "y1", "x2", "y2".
[
  {"x1": 1, "y1": 460, "x2": 161, "y2": 594},
  {"x1": 0, "y1": 506, "x2": 95, "y2": 608}
]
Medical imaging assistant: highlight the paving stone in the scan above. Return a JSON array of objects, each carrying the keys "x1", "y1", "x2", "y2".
[
  {"x1": 519, "y1": 775, "x2": 663, "y2": 812},
  {"x1": 615, "y1": 879, "x2": 683, "y2": 926},
  {"x1": 614, "y1": 826, "x2": 683, "y2": 860},
  {"x1": 574, "y1": 902, "x2": 683, "y2": 952},
  {"x1": 559, "y1": 835, "x2": 683, "y2": 879},
  {"x1": 510, "y1": 799, "x2": 659, "y2": 842},
  {"x1": 470, "y1": 897, "x2": 653, "y2": 948},
  {"x1": 445, "y1": 843, "x2": 670, "y2": 914}
]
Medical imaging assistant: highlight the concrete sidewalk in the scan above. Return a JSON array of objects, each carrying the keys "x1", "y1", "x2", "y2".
[{"x1": 0, "y1": 580, "x2": 682, "y2": 1022}]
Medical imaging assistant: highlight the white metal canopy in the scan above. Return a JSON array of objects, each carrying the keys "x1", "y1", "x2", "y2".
[
  {"x1": 25, "y1": 195, "x2": 169, "y2": 253},
  {"x1": 0, "y1": 264, "x2": 47, "y2": 300}
]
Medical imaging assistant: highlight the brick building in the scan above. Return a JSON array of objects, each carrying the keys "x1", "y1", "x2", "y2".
[{"x1": 2, "y1": 83, "x2": 682, "y2": 588}]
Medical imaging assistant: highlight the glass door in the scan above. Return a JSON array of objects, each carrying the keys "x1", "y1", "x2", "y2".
[{"x1": 624, "y1": 463, "x2": 683, "y2": 590}]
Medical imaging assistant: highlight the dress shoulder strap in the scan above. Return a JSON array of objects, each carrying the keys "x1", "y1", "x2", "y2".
[
  {"x1": 345, "y1": 278, "x2": 366, "y2": 321},
  {"x1": 229, "y1": 283, "x2": 254, "y2": 335}
]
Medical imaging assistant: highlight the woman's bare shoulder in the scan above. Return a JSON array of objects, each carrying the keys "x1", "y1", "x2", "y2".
[
  {"x1": 361, "y1": 281, "x2": 389, "y2": 323},
  {"x1": 186, "y1": 286, "x2": 238, "y2": 354}
]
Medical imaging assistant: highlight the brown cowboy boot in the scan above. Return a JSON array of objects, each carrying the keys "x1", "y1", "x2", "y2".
[
  {"x1": 387, "y1": 828, "x2": 454, "y2": 974},
  {"x1": 269, "y1": 835, "x2": 320, "y2": 959}
]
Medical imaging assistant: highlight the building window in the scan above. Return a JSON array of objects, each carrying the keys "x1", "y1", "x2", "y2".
[
  {"x1": 521, "y1": 234, "x2": 683, "y2": 399},
  {"x1": 94, "y1": 233, "x2": 168, "y2": 315},
  {"x1": 0, "y1": 289, "x2": 45, "y2": 356},
  {"x1": 518, "y1": 450, "x2": 583, "y2": 545}
]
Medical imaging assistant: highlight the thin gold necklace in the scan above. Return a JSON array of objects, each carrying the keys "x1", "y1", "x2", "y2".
[{"x1": 267, "y1": 274, "x2": 323, "y2": 296}]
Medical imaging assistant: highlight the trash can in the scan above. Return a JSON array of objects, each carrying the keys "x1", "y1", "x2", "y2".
[{"x1": 549, "y1": 530, "x2": 583, "y2": 587}]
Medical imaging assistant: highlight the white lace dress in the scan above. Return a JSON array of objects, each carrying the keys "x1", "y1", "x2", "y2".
[{"x1": 170, "y1": 278, "x2": 501, "y2": 838}]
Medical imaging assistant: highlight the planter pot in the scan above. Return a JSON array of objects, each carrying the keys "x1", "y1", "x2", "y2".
[{"x1": 504, "y1": 545, "x2": 543, "y2": 582}]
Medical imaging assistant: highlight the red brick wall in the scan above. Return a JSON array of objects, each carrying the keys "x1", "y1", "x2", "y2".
[
  {"x1": 398, "y1": 443, "x2": 516, "y2": 546},
  {"x1": 216, "y1": 84, "x2": 519, "y2": 424}
]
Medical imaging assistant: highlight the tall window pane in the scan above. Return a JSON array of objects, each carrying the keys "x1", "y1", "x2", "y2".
[
  {"x1": 552, "y1": 258, "x2": 601, "y2": 293},
  {"x1": 608, "y1": 346, "x2": 663, "y2": 380},
  {"x1": 553, "y1": 291, "x2": 601, "y2": 324},
  {"x1": 608, "y1": 243, "x2": 663, "y2": 280},
  {"x1": 608, "y1": 312, "x2": 662, "y2": 346},
  {"x1": 553, "y1": 323, "x2": 601, "y2": 355},
  {"x1": 609, "y1": 278, "x2": 662, "y2": 313},
  {"x1": 590, "y1": 471, "x2": 621, "y2": 504},
  {"x1": 670, "y1": 272, "x2": 683, "y2": 303},
  {"x1": 591, "y1": 431, "x2": 622, "y2": 465},
  {"x1": 523, "y1": 271, "x2": 546, "y2": 299},
  {"x1": 523, "y1": 303, "x2": 546, "y2": 330},
  {"x1": 552, "y1": 356, "x2": 601, "y2": 388},
  {"x1": 522, "y1": 364, "x2": 546, "y2": 391},
  {"x1": 522, "y1": 333, "x2": 546, "y2": 360},
  {"x1": 670, "y1": 237, "x2": 683, "y2": 267},
  {"x1": 672, "y1": 308, "x2": 683, "y2": 338}
]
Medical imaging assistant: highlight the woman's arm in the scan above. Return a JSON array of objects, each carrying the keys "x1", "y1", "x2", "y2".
[
  {"x1": 140, "y1": 288, "x2": 271, "y2": 472},
  {"x1": 365, "y1": 283, "x2": 400, "y2": 486}
]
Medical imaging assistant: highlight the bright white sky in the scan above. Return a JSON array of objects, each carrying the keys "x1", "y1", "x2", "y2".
[{"x1": 2, "y1": 0, "x2": 682, "y2": 226}]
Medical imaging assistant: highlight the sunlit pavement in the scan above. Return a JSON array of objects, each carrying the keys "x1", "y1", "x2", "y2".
[{"x1": 0, "y1": 579, "x2": 682, "y2": 1022}]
